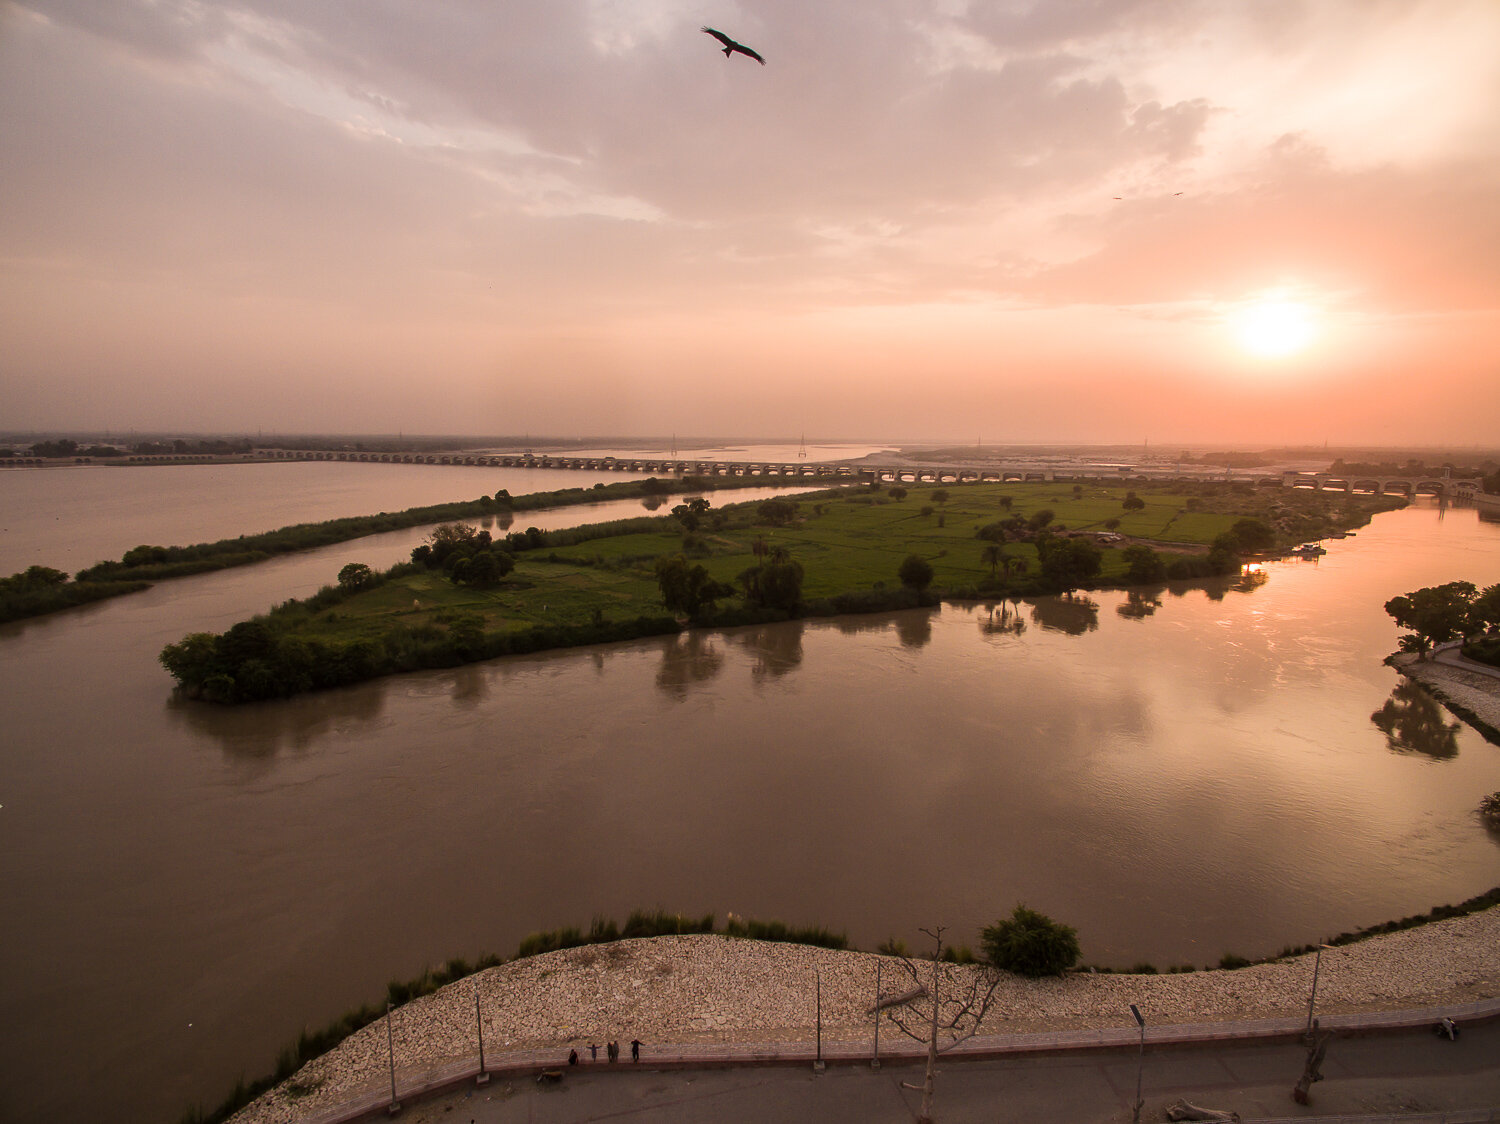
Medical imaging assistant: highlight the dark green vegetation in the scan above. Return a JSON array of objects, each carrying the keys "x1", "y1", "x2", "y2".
[
  {"x1": 0, "y1": 565, "x2": 150, "y2": 624},
  {"x1": 1480, "y1": 793, "x2": 1500, "y2": 830},
  {"x1": 76, "y1": 475, "x2": 763, "y2": 586},
  {"x1": 980, "y1": 905, "x2": 1081, "y2": 978},
  {"x1": 161, "y1": 482, "x2": 1404, "y2": 702},
  {"x1": 1383, "y1": 580, "x2": 1500, "y2": 656}
]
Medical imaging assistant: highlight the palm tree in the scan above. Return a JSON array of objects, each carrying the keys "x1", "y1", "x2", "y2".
[{"x1": 981, "y1": 543, "x2": 1004, "y2": 577}]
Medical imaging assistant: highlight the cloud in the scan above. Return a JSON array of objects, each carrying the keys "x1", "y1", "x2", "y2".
[{"x1": 2, "y1": 0, "x2": 1497, "y2": 441}]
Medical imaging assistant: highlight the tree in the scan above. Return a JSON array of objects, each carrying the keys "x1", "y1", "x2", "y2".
[
  {"x1": 1120, "y1": 544, "x2": 1164, "y2": 584},
  {"x1": 1036, "y1": 535, "x2": 1101, "y2": 593},
  {"x1": 672, "y1": 496, "x2": 711, "y2": 532},
  {"x1": 461, "y1": 550, "x2": 512, "y2": 587},
  {"x1": 981, "y1": 543, "x2": 1005, "y2": 577},
  {"x1": 1472, "y1": 583, "x2": 1500, "y2": 633},
  {"x1": 889, "y1": 486, "x2": 908, "y2": 501},
  {"x1": 1227, "y1": 518, "x2": 1275, "y2": 553},
  {"x1": 757, "y1": 498, "x2": 797, "y2": 526},
  {"x1": 1028, "y1": 509, "x2": 1055, "y2": 531},
  {"x1": 740, "y1": 556, "x2": 804, "y2": 611},
  {"x1": 1122, "y1": 492, "x2": 1145, "y2": 511},
  {"x1": 981, "y1": 905, "x2": 1080, "y2": 977},
  {"x1": 424, "y1": 522, "x2": 490, "y2": 568},
  {"x1": 898, "y1": 554, "x2": 934, "y2": 590},
  {"x1": 655, "y1": 555, "x2": 735, "y2": 617},
  {"x1": 337, "y1": 562, "x2": 375, "y2": 591},
  {"x1": 931, "y1": 489, "x2": 950, "y2": 505},
  {"x1": 883, "y1": 925, "x2": 1003, "y2": 1124},
  {"x1": 1384, "y1": 581, "x2": 1479, "y2": 655},
  {"x1": 998, "y1": 495, "x2": 1013, "y2": 511}
]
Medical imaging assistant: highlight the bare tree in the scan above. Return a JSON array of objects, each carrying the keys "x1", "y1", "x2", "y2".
[{"x1": 883, "y1": 925, "x2": 1003, "y2": 1124}]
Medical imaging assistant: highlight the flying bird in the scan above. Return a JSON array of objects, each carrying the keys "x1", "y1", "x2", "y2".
[{"x1": 702, "y1": 26, "x2": 765, "y2": 65}]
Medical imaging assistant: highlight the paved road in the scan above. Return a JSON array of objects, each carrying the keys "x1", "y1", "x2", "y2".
[{"x1": 381, "y1": 1022, "x2": 1499, "y2": 1123}]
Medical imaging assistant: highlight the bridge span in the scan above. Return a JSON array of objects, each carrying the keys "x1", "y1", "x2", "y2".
[{"x1": 239, "y1": 450, "x2": 1483, "y2": 497}]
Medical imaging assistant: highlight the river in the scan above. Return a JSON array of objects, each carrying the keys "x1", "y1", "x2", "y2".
[{"x1": 0, "y1": 462, "x2": 1497, "y2": 1123}]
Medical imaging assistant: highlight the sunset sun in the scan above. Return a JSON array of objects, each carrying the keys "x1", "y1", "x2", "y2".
[{"x1": 1234, "y1": 299, "x2": 1318, "y2": 358}]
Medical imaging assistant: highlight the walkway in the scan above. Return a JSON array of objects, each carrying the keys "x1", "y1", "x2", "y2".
[
  {"x1": 1430, "y1": 642, "x2": 1500, "y2": 682},
  {"x1": 292, "y1": 996, "x2": 1500, "y2": 1124}
]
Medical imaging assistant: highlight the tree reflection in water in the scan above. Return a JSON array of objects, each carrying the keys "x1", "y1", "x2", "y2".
[
  {"x1": 1370, "y1": 679, "x2": 1461, "y2": 759},
  {"x1": 978, "y1": 601, "x2": 1027, "y2": 637},
  {"x1": 735, "y1": 621, "x2": 804, "y2": 682},
  {"x1": 896, "y1": 610, "x2": 933, "y2": 648},
  {"x1": 1030, "y1": 594, "x2": 1099, "y2": 635},
  {"x1": 654, "y1": 631, "x2": 724, "y2": 699},
  {"x1": 166, "y1": 684, "x2": 388, "y2": 774},
  {"x1": 830, "y1": 610, "x2": 935, "y2": 649},
  {"x1": 1116, "y1": 588, "x2": 1164, "y2": 621}
]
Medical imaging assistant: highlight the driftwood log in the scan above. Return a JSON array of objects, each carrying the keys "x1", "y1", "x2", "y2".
[
  {"x1": 1165, "y1": 1098, "x2": 1240, "y2": 1122},
  {"x1": 866, "y1": 985, "x2": 928, "y2": 1015}
]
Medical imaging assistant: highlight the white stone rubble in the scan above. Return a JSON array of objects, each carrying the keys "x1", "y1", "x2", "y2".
[{"x1": 232, "y1": 906, "x2": 1500, "y2": 1123}]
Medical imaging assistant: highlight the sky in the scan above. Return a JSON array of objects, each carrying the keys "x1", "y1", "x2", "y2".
[{"x1": 2, "y1": 0, "x2": 1498, "y2": 446}]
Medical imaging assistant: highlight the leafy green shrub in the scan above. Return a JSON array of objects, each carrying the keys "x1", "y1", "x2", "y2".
[
  {"x1": 1480, "y1": 792, "x2": 1500, "y2": 829},
  {"x1": 1217, "y1": 953, "x2": 1252, "y2": 970},
  {"x1": 898, "y1": 554, "x2": 934, "y2": 590},
  {"x1": 981, "y1": 905, "x2": 1081, "y2": 977}
]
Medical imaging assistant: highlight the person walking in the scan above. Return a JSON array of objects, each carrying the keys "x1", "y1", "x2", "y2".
[
  {"x1": 589, "y1": 1042, "x2": 598, "y2": 1062},
  {"x1": 607, "y1": 1040, "x2": 618, "y2": 1063},
  {"x1": 631, "y1": 1038, "x2": 641, "y2": 1063}
]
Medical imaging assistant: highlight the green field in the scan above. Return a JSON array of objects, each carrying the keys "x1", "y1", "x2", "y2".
[{"x1": 270, "y1": 481, "x2": 1396, "y2": 643}]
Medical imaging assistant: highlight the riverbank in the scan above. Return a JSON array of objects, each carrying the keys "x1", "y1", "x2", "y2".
[
  {"x1": 1390, "y1": 650, "x2": 1500, "y2": 745},
  {"x1": 229, "y1": 906, "x2": 1500, "y2": 1124}
]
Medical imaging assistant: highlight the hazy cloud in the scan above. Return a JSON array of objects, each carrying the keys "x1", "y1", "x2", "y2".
[{"x1": 2, "y1": 0, "x2": 1497, "y2": 441}]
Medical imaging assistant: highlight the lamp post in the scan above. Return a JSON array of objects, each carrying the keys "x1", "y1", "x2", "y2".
[
  {"x1": 385, "y1": 1001, "x2": 402, "y2": 1115},
  {"x1": 1305, "y1": 945, "x2": 1333, "y2": 1039},
  {"x1": 813, "y1": 970, "x2": 825, "y2": 1072},
  {"x1": 474, "y1": 985, "x2": 489, "y2": 1086},
  {"x1": 871, "y1": 962, "x2": 881, "y2": 1069},
  {"x1": 1130, "y1": 1003, "x2": 1146, "y2": 1124}
]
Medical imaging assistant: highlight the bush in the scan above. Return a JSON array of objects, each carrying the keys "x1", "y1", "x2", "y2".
[
  {"x1": 1481, "y1": 791, "x2": 1500, "y2": 829},
  {"x1": 898, "y1": 554, "x2": 934, "y2": 590},
  {"x1": 981, "y1": 905, "x2": 1080, "y2": 977}
]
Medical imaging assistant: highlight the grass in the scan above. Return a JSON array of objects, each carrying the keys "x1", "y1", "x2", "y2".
[{"x1": 274, "y1": 482, "x2": 1398, "y2": 648}]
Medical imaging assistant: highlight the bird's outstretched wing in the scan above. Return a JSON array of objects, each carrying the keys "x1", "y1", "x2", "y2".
[{"x1": 701, "y1": 26, "x2": 765, "y2": 64}]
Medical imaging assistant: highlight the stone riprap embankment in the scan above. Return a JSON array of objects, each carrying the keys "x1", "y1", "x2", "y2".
[
  {"x1": 232, "y1": 907, "x2": 1500, "y2": 1123},
  {"x1": 1391, "y1": 650, "x2": 1500, "y2": 744}
]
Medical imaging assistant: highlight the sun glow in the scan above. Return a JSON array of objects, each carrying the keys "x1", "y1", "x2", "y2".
[{"x1": 1234, "y1": 299, "x2": 1318, "y2": 358}]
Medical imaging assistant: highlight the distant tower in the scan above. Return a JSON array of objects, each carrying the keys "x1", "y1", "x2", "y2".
[
  {"x1": 798, "y1": 432, "x2": 808, "y2": 458},
  {"x1": 670, "y1": 432, "x2": 677, "y2": 458}
]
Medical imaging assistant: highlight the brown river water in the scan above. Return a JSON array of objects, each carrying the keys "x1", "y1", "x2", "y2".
[{"x1": 1, "y1": 462, "x2": 1498, "y2": 1123}]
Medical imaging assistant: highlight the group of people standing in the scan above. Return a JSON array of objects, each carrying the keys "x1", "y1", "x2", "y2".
[{"x1": 568, "y1": 1038, "x2": 642, "y2": 1065}]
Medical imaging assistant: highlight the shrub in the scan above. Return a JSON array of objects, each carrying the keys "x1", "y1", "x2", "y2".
[
  {"x1": 1217, "y1": 953, "x2": 1252, "y2": 970},
  {"x1": 1481, "y1": 791, "x2": 1500, "y2": 828},
  {"x1": 898, "y1": 554, "x2": 934, "y2": 590},
  {"x1": 981, "y1": 905, "x2": 1080, "y2": 977}
]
